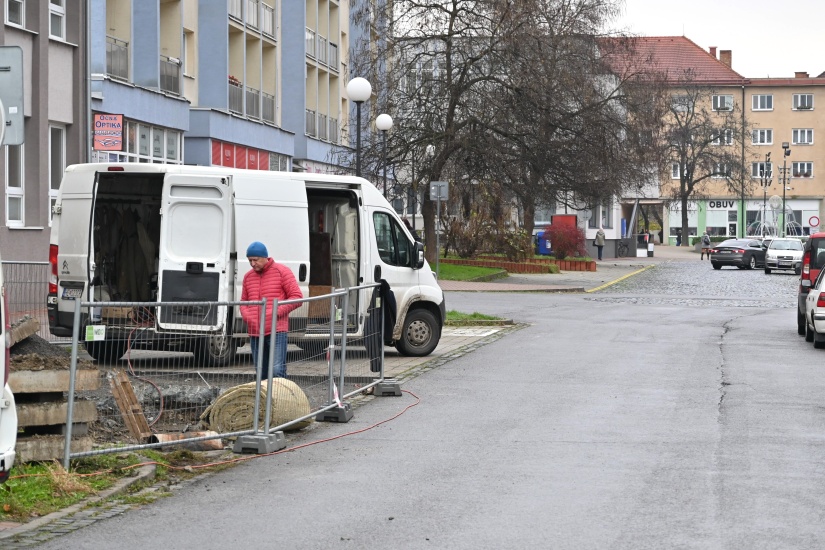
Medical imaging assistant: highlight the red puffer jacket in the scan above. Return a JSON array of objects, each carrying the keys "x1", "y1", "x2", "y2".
[{"x1": 240, "y1": 259, "x2": 303, "y2": 335}]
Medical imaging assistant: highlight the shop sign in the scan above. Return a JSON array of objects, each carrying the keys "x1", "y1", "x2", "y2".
[
  {"x1": 93, "y1": 114, "x2": 123, "y2": 151},
  {"x1": 707, "y1": 200, "x2": 737, "y2": 209}
]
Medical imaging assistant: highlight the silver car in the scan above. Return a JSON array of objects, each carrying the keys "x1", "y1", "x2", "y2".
[{"x1": 764, "y1": 238, "x2": 804, "y2": 274}]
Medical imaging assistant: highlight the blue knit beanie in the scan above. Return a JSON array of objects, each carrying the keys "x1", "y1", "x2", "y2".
[{"x1": 246, "y1": 241, "x2": 268, "y2": 258}]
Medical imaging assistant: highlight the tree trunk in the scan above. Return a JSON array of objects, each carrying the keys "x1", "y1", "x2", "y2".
[{"x1": 423, "y1": 197, "x2": 436, "y2": 263}]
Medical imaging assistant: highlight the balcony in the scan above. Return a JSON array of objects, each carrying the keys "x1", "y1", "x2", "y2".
[
  {"x1": 229, "y1": 79, "x2": 243, "y2": 114},
  {"x1": 106, "y1": 35, "x2": 129, "y2": 81},
  {"x1": 159, "y1": 55, "x2": 181, "y2": 95},
  {"x1": 247, "y1": 0, "x2": 259, "y2": 29},
  {"x1": 305, "y1": 28, "x2": 316, "y2": 58},
  {"x1": 228, "y1": 0, "x2": 242, "y2": 20},
  {"x1": 317, "y1": 35, "x2": 328, "y2": 65},
  {"x1": 306, "y1": 109, "x2": 316, "y2": 137},
  {"x1": 328, "y1": 42, "x2": 338, "y2": 70},
  {"x1": 262, "y1": 91, "x2": 275, "y2": 123},
  {"x1": 261, "y1": 2, "x2": 276, "y2": 37},
  {"x1": 246, "y1": 86, "x2": 261, "y2": 119},
  {"x1": 317, "y1": 113, "x2": 328, "y2": 141}
]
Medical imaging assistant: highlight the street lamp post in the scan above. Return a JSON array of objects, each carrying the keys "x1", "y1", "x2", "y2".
[
  {"x1": 346, "y1": 77, "x2": 372, "y2": 177},
  {"x1": 781, "y1": 142, "x2": 791, "y2": 237},
  {"x1": 376, "y1": 114, "x2": 393, "y2": 198},
  {"x1": 761, "y1": 151, "x2": 771, "y2": 237}
]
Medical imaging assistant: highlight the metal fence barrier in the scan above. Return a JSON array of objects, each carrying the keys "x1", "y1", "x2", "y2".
[
  {"x1": 1, "y1": 261, "x2": 65, "y2": 343},
  {"x1": 62, "y1": 283, "x2": 386, "y2": 467}
]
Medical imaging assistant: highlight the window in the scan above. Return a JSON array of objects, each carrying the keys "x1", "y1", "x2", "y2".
[
  {"x1": 752, "y1": 94, "x2": 773, "y2": 111},
  {"x1": 671, "y1": 162, "x2": 680, "y2": 179},
  {"x1": 752, "y1": 161, "x2": 773, "y2": 179},
  {"x1": 793, "y1": 128, "x2": 814, "y2": 145},
  {"x1": 671, "y1": 94, "x2": 691, "y2": 112},
  {"x1": 6, "y1": 0, "x2": 23, "y2": 26},
  {"x1": 752, "y1": 129, "x2": 773, "y2": 145},
  {"x1": 792, "y1": 161, "x2": 813, "y2": 178},
  {"x1": 5, "y1": 143, "x2": 23, "y2": 226},
  {"x1": 373, "y1": 212, "x2": 412, "y2": 267},
  {"x1": 793, "y1": 94, "x2": 814, "y2": 110},
  {"x1": 89, "y1": 120, "x2": 184, "y2": 164},
  {"x1": 713, "y1": 163, "x2": 731, "y2": 178},
  {"x1": 712, "y1": 95, "x2": 733, "y2": 111},
  {"x1": 49, "y1": 126, "x2": 65, "y2": 226},
  {"x1": 712, "y1": 129, "x2": 732, "y2": 145},
  {"x1": 49, "y1": 0, "x2": 64, "y2": 39},
  {"x1": 182, "y1": 31, "x2": 194, "y2": 76}
]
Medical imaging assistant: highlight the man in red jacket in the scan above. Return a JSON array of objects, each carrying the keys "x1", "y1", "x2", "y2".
[{"x1": 240, "y1": 241, "x2": 303, "y2": 381}]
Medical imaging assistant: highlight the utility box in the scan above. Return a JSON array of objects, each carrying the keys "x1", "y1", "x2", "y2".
[{"x1": 535, "y1": 231, "x2": 551, "y2": 256}]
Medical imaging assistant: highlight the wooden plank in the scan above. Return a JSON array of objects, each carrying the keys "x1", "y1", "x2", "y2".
[
  {"x1": 108, "y1": 371, "x2": 152, "y2": 442},
  {"x1": 9, "y1": 369, "x2": 100, "y2": 393}
]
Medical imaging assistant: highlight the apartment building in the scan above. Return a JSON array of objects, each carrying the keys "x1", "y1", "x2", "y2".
[
  {"x1": 0, "y1": 0, "x2": 86, "y2": 260},
  {"x1": 745, "y1": 73, "x2": 825, "y2": 237}
]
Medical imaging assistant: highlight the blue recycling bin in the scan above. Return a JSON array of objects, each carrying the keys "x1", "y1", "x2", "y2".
[{"x1": 536, "y1": 231, "x2": 552, "y2": 256}]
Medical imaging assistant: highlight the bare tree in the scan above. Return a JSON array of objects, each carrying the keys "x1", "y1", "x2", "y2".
[{"x1": 655, "y1": 73, "x2": 754, "y2": 245}]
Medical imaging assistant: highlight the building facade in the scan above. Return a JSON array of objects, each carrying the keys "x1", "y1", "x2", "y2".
[{"x1": 0, "y1": 0, "x2": 373, "y2": 261}]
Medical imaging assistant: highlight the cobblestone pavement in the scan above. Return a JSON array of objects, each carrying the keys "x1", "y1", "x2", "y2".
[{"x1": 592, "y1": 259, "x2": 798, "y2": 308}]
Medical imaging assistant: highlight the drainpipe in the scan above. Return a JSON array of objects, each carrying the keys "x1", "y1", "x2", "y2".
[{"x1": 86, "y1": 0, "x2": 92, "y2": 161}]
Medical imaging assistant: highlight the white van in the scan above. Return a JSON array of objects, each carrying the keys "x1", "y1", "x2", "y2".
[
  {"x1": 47, "y1": 164, "x2": 445, "y2": 364},
  {"x1": 0, "y1": 249, "x2": 17, "y2": 483}
]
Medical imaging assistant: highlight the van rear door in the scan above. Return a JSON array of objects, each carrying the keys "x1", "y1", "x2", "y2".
[{"x1": 157, "y1": 174, "x2": 232, "y2": 331}]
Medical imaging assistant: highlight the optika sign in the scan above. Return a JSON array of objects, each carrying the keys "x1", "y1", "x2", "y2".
[
  {"x1": 707, "y1": 200, "x2": 736, "y2": 209},
  {"x1": 92, "y1": 113, "x2": 123, "y2": 151}
]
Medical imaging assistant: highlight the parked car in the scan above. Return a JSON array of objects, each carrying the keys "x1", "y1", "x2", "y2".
[
  {"x1": 798, "y1": 232, "x2": 825, "y2": 335},
  {"x1": 804, "y1": 267, "x2": 825, "y2": 348},
  {"x1": 764, "y1": 238, "x2": 804, "y2": 274},
  {"x1": 0, "y1": 248, "x2": 17, "y2": 484},
  {"x1": 709, "y1": 239, "x2": 767, "y2": 270}
]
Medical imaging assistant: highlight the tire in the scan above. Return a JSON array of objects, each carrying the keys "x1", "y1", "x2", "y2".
[
  {"x1": 798, "y1": 309, "x2": 807, "y2": 336},
  {"x1": 192, "y1": 333, "x2": 237, "y2": 367},
  {"x1": 795, "y1": 266, "x2": 802, "y2": 275},
  {"x1": 712, "y1": 263, "x2": 722, "y2": 270},
  {"x1": 84, "y1": 340, "x2": 127, "y2": 363},
  {"x1": 747, "y1": 255, "x2": 756, "y2": 269},
  {"x1": 395, "y1": 308, "x2": 441, "y2": 357},
  {"x1": 806, "y1": 319, "x2": 815, "y2": 342},
  {"x1": 765, "y1": 268, "x2": 771, "y2": 274}
]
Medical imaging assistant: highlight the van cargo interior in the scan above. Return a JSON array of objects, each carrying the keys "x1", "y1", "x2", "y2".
[{"x1": 89, "y1": 175, "x2": 361, "y2": 329}]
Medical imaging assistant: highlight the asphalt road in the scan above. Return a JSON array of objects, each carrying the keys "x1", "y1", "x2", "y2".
[{"x1": 40, "y1": 259, "x2": 825, "y2": 549}]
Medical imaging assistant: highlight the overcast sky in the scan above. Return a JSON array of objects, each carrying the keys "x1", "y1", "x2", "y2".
[{"x1": 613, "y1": 0, "x2": 825, "y2": 79}]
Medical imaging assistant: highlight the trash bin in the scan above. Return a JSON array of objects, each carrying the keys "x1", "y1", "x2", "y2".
[
  {"x1": 647, "y1": 242, "x2": 654, "y2": 257},
  {"x1": 536, "y1": 231, "x2": 551, "y2": 256}
]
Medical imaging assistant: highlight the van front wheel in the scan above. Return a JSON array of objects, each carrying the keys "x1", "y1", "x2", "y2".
[{"x1": 396, "y1": 309, "x2": 441, "y2": 357}]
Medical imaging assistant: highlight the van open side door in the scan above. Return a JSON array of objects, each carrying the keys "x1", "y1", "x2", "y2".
[{"x1": 157, "y1": 174, "x2": 233, "y2": 331}]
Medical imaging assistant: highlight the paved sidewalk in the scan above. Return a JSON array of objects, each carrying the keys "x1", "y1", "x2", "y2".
[{"x1": 440, "y1": 244, "x2": 697, "y2": 293}]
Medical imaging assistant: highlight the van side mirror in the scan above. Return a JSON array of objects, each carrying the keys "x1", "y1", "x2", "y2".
[{"x1": 414, "y1": 241, "x2": 425, "y2": 269}]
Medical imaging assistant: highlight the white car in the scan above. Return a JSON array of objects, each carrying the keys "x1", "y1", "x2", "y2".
[
  {"x1": 764, "y1": 238, "x2": 804, "y2": 274},
  {"x1": 0, "y1": 252, "x2": 17, "y2": 484}
]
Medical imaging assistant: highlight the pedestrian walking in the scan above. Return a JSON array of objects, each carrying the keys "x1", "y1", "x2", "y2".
[
  {"x1": 701, "y1": 231, "x2": 711, "y2": 260},
  {"x1": 676, "y1": 229, "x2": 682, "y2": 247},
  {"x1": 240, "y1": 241, "x2": 303, "y2": 381},
  {"x1": 595, "y1": 226, "x2": 606, "y2": 261}
]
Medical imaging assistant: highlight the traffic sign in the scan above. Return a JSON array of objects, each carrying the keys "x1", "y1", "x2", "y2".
[
  {"x1": 429, "y1": 181, "x2": 448, "y2": 201},
  {"x1": 810, "y1": 216, "x2": 820, "y2": 228}
]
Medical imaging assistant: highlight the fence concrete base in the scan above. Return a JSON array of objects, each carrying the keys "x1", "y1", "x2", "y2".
[
  {"x1": 375, "y1": 379, "x2": 402, "y2": 396},
  {"x1": 316, "y1": 403, "x2": 353, "y2": 423},
  {"x1": 233, "y1": 431, "x2": 286, "y2": 454}
]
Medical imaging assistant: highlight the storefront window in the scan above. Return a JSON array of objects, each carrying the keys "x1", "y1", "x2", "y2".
[{"x1": 92, "y1": 118, "x2": 183, "y2": 164}]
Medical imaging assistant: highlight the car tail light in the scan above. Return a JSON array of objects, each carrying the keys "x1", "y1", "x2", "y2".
[
  {"x1": 802, "y1": 250, "x2": 811, "y2": 276},
  {"x1": 735, "y1": 249, "x2": 745, "y2": 254},
  {"x1": 817, "y1": 294, "x2": 825, "y2": 308},
  {"x1": 49, "y1": 244, "x2": 58, "y2": 295}
]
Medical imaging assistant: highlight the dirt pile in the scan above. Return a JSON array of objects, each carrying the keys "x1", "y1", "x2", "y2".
[{"x1": 9, "y1": 334, "x2": 89, "y2": 371}]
